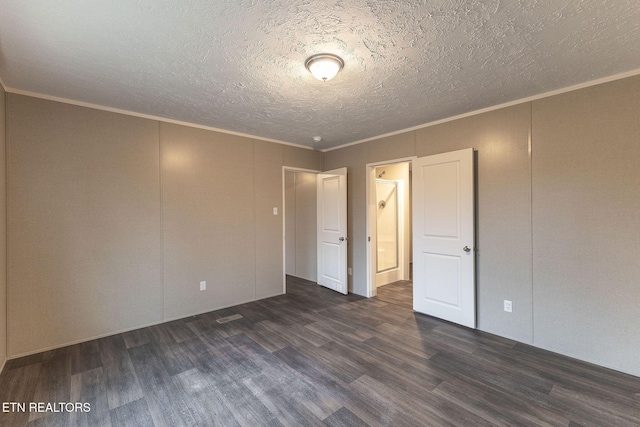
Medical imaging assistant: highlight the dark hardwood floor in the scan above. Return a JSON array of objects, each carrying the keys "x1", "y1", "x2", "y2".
[
  {"x1": 1, "y1": 275, "x2": 639, "y2": 426},
  {"x1": 375, "y1": 280, "x2": 412, "y2": 309}
]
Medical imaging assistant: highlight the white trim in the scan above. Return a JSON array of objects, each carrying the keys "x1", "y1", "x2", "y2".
[
  {"x1": 282, "y1": 166, "x2": 322, "y2": 173},
  {"x1": 366, "y1": 157, "x2": 416, "y2": 298},
  {"x1": 281, "y1": 166, "x2": 321, "y2": 293},
  {"x1": 3, "y1": 87, "x2": 314, "y2": 150},
  {"x1": 366, "y1": 157, "x2": 417, "y2": 168},
  {"x1": 5, "y1": 67, "x2": 640, "y2": 153},
  {"x1": 322, "y1": 68, "x2": 640, "y2": 152}
]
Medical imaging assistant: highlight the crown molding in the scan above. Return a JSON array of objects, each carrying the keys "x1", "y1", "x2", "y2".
[
  {"x1": 322, "y1": 68, "x2": 640, "y2": 152},
  {"x1": 3, "y1": 86, "x2": 314, "y2": 150},
  {"x1": 4, "y1": 67, "x2": 640, "y2": 153}
]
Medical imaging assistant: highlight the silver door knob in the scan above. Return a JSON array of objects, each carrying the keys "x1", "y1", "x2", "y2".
[
  {"x1": 339, "y1": 237, "x2": 346, "y2": 242},
  {"x1": 463, "y1": 246, "x2": 471, "y2": 252}
]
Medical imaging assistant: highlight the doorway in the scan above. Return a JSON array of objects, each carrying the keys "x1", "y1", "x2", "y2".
[
  {"x1": 282, "y1": 166, "x2": 349, "y2": 295},
  {"x1": 367, "y1": 159, "x2": 413, "y2": 302},
  {"x1": 283, "y1": 168, "x2": 319, "y2": 293}
]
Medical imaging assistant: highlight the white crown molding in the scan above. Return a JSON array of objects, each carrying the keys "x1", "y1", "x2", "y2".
[
  {"x1": 4, "y1": 67, "x2": 640, "y2": 153},
  {"x1": 321, "y1": 68, "x2": 640, "y2": 152},
  {"x1": 2, "y1": 86, "x2": 314, "y2": 150}
]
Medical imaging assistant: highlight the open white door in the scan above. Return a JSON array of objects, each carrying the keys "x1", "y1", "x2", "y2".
[
  {"x1": 317, "y1": 167, "x2": 348, "y2": 294},
  {"x1": 412, "y1": 148, "x2": 475, "y2": 328}
]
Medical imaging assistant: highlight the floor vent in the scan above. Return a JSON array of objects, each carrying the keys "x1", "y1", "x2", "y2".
[{"x1": 216, "y1": 314, "x2": 243, "y2": 324}]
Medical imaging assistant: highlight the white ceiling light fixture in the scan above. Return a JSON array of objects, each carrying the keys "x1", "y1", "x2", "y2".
[{"x1": 305, "y1": 53, "x2": 344, "y2": 82}]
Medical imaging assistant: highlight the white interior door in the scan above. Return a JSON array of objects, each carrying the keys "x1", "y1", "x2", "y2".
[
  {"x1": 412, "y1": 148, "x2": 476, "y2": 328},
  {"x1": 317, "y1": 167, "x2": 348, "y2": 294}
]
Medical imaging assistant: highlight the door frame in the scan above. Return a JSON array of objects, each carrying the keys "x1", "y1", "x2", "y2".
[
  {"x1": 366, "y1": 157, "x2": 416, "y2": 298},
  {"x1": 282, "y1": 166, "x2": 320, "y2": 294}
]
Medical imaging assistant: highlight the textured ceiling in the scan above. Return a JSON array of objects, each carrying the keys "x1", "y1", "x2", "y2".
[{"x1": 1, "y1": 1, "x2": 639, "y2": 150}]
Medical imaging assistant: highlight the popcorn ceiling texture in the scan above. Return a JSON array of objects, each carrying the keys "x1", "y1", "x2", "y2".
[{"x1": 1, "y1": 0, "x2": 639, "y2": 149}]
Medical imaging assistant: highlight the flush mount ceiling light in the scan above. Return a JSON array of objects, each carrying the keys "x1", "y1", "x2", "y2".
[{"x1": 305, "y1": 53, "x2": 344, "y2": 82}]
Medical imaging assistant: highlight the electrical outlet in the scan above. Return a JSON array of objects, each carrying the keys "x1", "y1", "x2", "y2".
[
  {"x1": 200, "y1": 281, "x2": 206, "y2": 291},
  {"x1": 504, "y1": 300, "x2": 512, "y2": 313},
  {"x1": 348, "y1": 267, "x2": 353, "y2": 276},
  {"x1": 273, "y1": 207, "x2": 278, "y2": 215}
]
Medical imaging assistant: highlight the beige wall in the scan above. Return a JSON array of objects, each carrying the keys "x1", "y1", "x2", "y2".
[
  {"x1": 161, "y1": 124, "x2": 256, "y2": 319},
  {"x1": 531, "y1": 76, "x2": 640, "y2": 376},
  {"x1": 284, "y1": 171, "x2": 317, "y2": 282},
  {"x1": 416, "y1": 104, "x2": 533, "y2": 343},
  {"x1": 323, "y1": 143, "x2": 369, "y2": 293},
  {"x1": 284, "y1": 146, "x2": 322, "y2": 171},
  {"x1": 5, "y1": 94, "x2": 321, "y2": 357},
  {"x1": 324, "y1": 75, "x2": 640, "y2": 376},
  {"x1": 7, "y1": 95, "x2": 163, "y2": 357},
  {"x1": 0, "y1": 84, "x2": 6, "y2": 371}
]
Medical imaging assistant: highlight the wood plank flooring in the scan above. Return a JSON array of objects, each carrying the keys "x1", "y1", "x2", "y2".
[
  {"x1": 375, "y1": 280, "x2": 412, "y2": 309},
  {"x1": 1, "y1": 275, "x2": 639, "y2": 426}
]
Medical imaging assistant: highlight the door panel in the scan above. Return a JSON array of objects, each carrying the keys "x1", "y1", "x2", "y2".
[
  {"x1": 413, "y1": 148, "x2": 475, "y2": 328},
  {"x1": 423, "y1": 162, "x2": 460, "y2": 238},
  {"x1": 317, "y1": 168, "x2": 348, "y2": 294},
  {"x1": 423, "y1": 253, "x2": 460, "y2": 306}
]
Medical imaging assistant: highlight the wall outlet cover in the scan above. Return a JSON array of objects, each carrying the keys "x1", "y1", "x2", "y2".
[
  {"x1": 504, "y1": 300, "x2": 512, "y2": 313},
  {"x1": 200, "y1": 281, "x2": 206, "y2": 291}
]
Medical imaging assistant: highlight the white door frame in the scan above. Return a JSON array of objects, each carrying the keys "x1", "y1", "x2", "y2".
[
  {"x1": 366, "y1": 157, "x2": 416, "y2": 298},
  {"x1": 282, "y1": 166, "x2": 320, "y2": 294}
]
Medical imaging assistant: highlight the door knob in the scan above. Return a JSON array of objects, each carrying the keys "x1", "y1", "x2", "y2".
[
  {"x1": 463, "y1": 246, "x2": 471, "y2": 252},
  {"x1": 339, "y1": 237, "x2": 346, "y2": 242}
]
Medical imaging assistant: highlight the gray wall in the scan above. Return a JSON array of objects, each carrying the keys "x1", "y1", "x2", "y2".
[
  {"x1": 284, "y1": 171, "x2": 317, "y2": 282},
  {"x1": 323, "y1": 74, "x2": 640, "y2": 376},
  {"x1": 0, "y1": 84, "x2": 6, "y2": 371},
  {"x1": 5, "y1": 94, "x2": 321, "y2": 357},
  {"x1": 7, "y1": 95, "x2": 163, "y2": 358},
  {"x1": 531, "y1": 76, "x2": 640, "y2": 376}
]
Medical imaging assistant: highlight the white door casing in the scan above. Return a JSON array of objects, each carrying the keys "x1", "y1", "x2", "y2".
[
  {"x1": 412, "y1": 148, "x2": 476, "y2": 328},
  {"x1": 317, "y1": 167, "x2": 348, "y2": 294}
]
